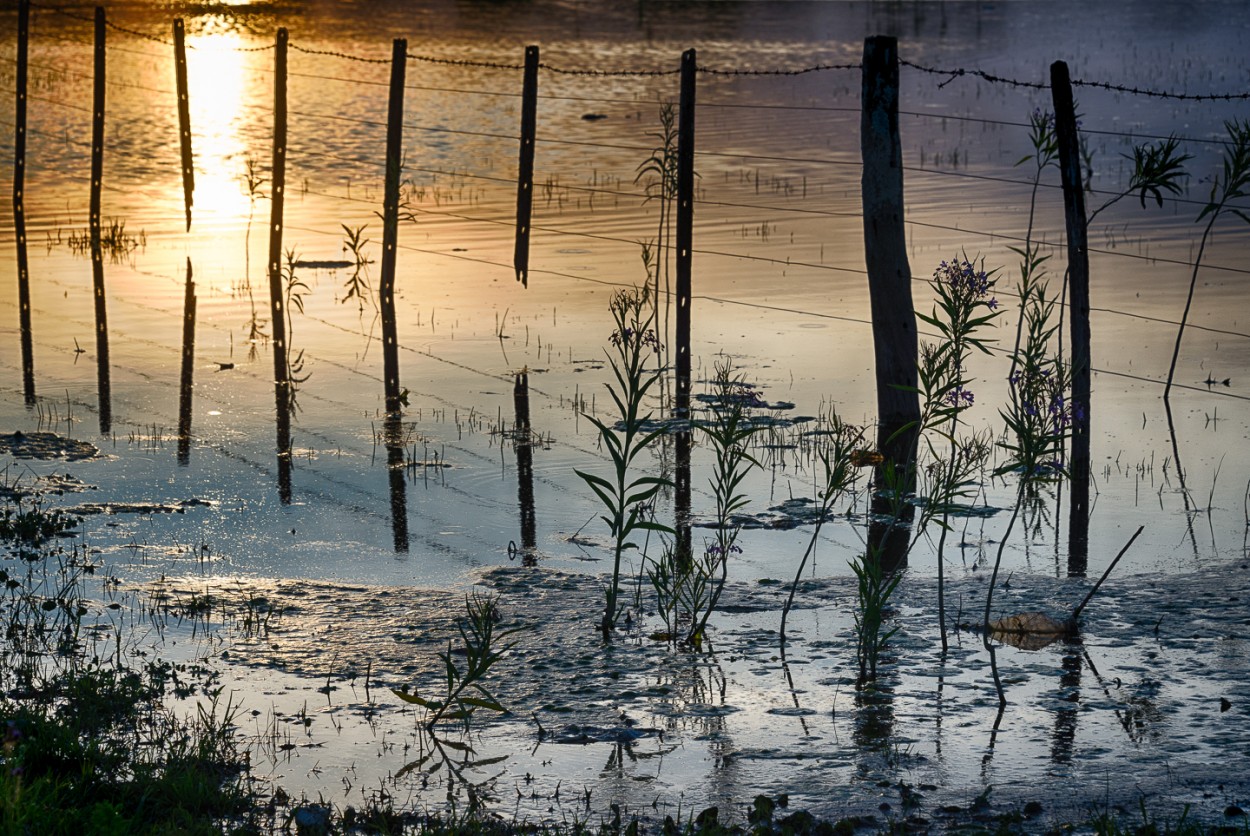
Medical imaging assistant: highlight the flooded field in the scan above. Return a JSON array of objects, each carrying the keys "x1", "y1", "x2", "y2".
[{"x1": 2, "y1": 0, "x2": 1250, "y2": 830}]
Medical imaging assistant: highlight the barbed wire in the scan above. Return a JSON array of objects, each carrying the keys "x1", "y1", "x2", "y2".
[
  {"x1": 697, "y1": 62, "x2": 860, "y2": 77},
  {"x1": 901, "y1": 59, "x2": 1250, "y2": 101},
  {"x1": 281, "y1": 204, "x2": 1250, "y2": 348},
  {"x1": 29, "y1": 1, "x2": 178, "y2": 47}
]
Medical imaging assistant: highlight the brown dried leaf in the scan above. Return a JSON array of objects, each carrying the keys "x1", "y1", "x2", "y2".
[{"x1": 988, "y1": 611, "x2": 1072, "y2": 651}]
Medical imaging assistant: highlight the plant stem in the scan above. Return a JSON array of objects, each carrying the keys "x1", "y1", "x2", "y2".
[{"x1": 1164, "y1": 212, "x2": 1218, "y2": 402}]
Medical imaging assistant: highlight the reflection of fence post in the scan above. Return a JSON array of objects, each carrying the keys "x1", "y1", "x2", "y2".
[
  {"x1": 177, "y1": 258, "x2": 195, "y2": 465},
  {"x1": 14, "y1": 0, "x2": 34, "y2": 404},
  {"x1": 514, "y1": 45, "x2": 538, "y2": 288},
  {"x1": 861, "y1": 35, "x2": 917, "y2": 572},
  {"x1": 173, "y1": 19, "x2": 194, "y2": 231},
  {"x1": 384, "y1": 414, "x2": 410, "y2": 553},
  {"x1": 91, "y1": 6, "x2": 111, "y2": 434},
  {"x1": 675, "y1": 48, "x2": 696, "y2": 417},
  {"x1": 513, "y1": 372, "x2": 537, "y2": 562},
  {"x1": 380, "y1": 38, "x2": 407, "y2": 413},
  {"x1": 1050, "y1": 60, "x2": 1090, "y2": 575}
]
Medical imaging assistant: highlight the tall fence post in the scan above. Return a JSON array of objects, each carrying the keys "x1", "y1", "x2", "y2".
[
  {"x1": 14, "y1": 0, "x2": 34, "y2": 404},
  {"x1": 177, "y1": 258, "x2": 195, "y2": 465},
  {"x1": 675, "y1": 48, "x2": 696, "y2": 417},
  {"x1": 380, "y1": 38, "x2": 407, "y2": 414},
  {"x1": 91, "y1": 6, "x2": 111, "y2": 434},
  {"x1": 861, "y1": 35, "x2": 918, "y2": 572},
  {"x1": 514, "y1": 45, "x2": 538, "y2": 288},
  {"x1": 1050, "y1": 60, "x2": 1090, "y2": 575},
  {"x1": 173, "y1": 19, "x2": 194, "y2": 231},
  {"x1": 267, "y1": 28, "x2": 291, "y2": 498}
]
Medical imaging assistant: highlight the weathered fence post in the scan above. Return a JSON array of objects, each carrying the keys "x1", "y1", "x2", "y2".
[
  {"x1": 14, "y1": 0, "x2": 34, "y2": 404},
  {"x1": 514, "y1": 45, "x2": 538, "y2": 288},
  {"x1": 267, "y1": 28, "x2": 291, "y2": 500},
  {"x1": 675, "y1": 48, "x2": 696, "y2": 418},
  {"x1": 1050, "y1": 60, "x2": 1090, "y2": 575},
  {"x1": 379, "y1": 38, "x2": 407, "y2": 414},
  {"x1": 173, "y1": 19, "x2": 194, "y2": 231},
  {"x1": 91, "y1": 6, "x2": 111, "y2": 434},
  {"x1": 177, "y1": 258, "x2": 195, "y2": 465},
  {"x1": 861, "y1": 35, "x2": 918, "y2": 571}
]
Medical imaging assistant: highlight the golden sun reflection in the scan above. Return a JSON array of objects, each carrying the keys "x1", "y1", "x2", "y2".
[{"x1": 184, "y1": 31, "x2": 252, "y2": 223}]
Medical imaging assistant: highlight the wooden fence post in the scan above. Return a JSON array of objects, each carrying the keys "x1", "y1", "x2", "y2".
[
  {"x1": 861, "y1": 35, "x2": 918, "y2": 572},
  {"x1": 514, "y1": 45, "x2": 538, "y2": 287},
  {"x1": 861, "y1": 36, "x2": 919, "y2": 470},
  {"x1": 1050, "y1": 60, "x2": 1090, "y2": 575},
  {"x1": 173, "y1": 19, "x2": 194, "y2": 231},
  {"x1": 267, "y1": 28, "x2": 289, "y2": 392},
  {"x1": 380, "y1": 38, "x2": 407, "y2": 414},
  {"x1": 267, "y1": 28, "x2": 291, "y2": 500},
  {"x1": 14, "y1": 0, "x2": 34, "y2": 404},
  {"x1": 91, "y1": 6, "x2": 111, "y2": 434},
  {"x1": 177, "y1": 258, "x2": 195, "y2": 465},
  {"x1": 675, "y1": 48, "x2": 696, "y2": 417}
]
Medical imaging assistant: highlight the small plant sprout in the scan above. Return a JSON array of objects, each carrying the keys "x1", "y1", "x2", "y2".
[
  {"x1": 780, "y1": 412, "x2": 864, "y2": 648},
  {"x1": 392, "y1": 593, "x2": 521, "y2": 732},
  {"x1": 575, "y1": 283, "x2": 674, "y2": 638},
  {"x1": 851, "y1": 543, "x2": 902, "y2": 688}
]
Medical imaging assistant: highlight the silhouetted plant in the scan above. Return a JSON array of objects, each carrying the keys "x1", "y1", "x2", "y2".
[
  {"x1": 340, "y1": 223, "x2": 376, "y2": 315},
  {"x1": 576, "y1": 284, "x2": 674, "y2": 637},
  {"x1": 684, "y1": 361, "x2": 763, "y2": 647},
  {"x1": 985, "y1": 280, "x2": 1075, "y2": 705},
  {"x1": 1166, "y1": 119, "x2": 1250, "y2": 400},
  {"x1": 780, "y1": 412, "x2": 865, "y2": 647}
]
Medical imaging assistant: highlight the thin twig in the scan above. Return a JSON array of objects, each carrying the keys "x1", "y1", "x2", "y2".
[{"x1": 1071, "y1": 525, "x2": 1144, "y2": 622}]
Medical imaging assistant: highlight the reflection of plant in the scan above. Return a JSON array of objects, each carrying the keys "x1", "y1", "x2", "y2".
[
  {"x1": 1166, "y1": 120, "x2": 1250, "y2": 400},
  {"x1": 576, "y1": 284, "x2": 673, "y2": 638},
  {"x1": 340, "y1": 223, "x2": 376, "y2": 315},
  {"x1": 392, "y1": 593, "x2": 520, "y2": 732}
]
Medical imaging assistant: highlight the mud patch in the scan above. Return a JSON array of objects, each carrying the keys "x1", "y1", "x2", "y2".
[
  {"x1": 0, "y1": 431, "x2": 98, "y2": 461},
  {"x1": 63, "y1": 498, "x2": 215, "y2": 516}
]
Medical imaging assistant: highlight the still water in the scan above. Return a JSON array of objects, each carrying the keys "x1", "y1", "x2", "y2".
[{"x1": 2, "y1": 0, "x2": 1250, "y2": 826}]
